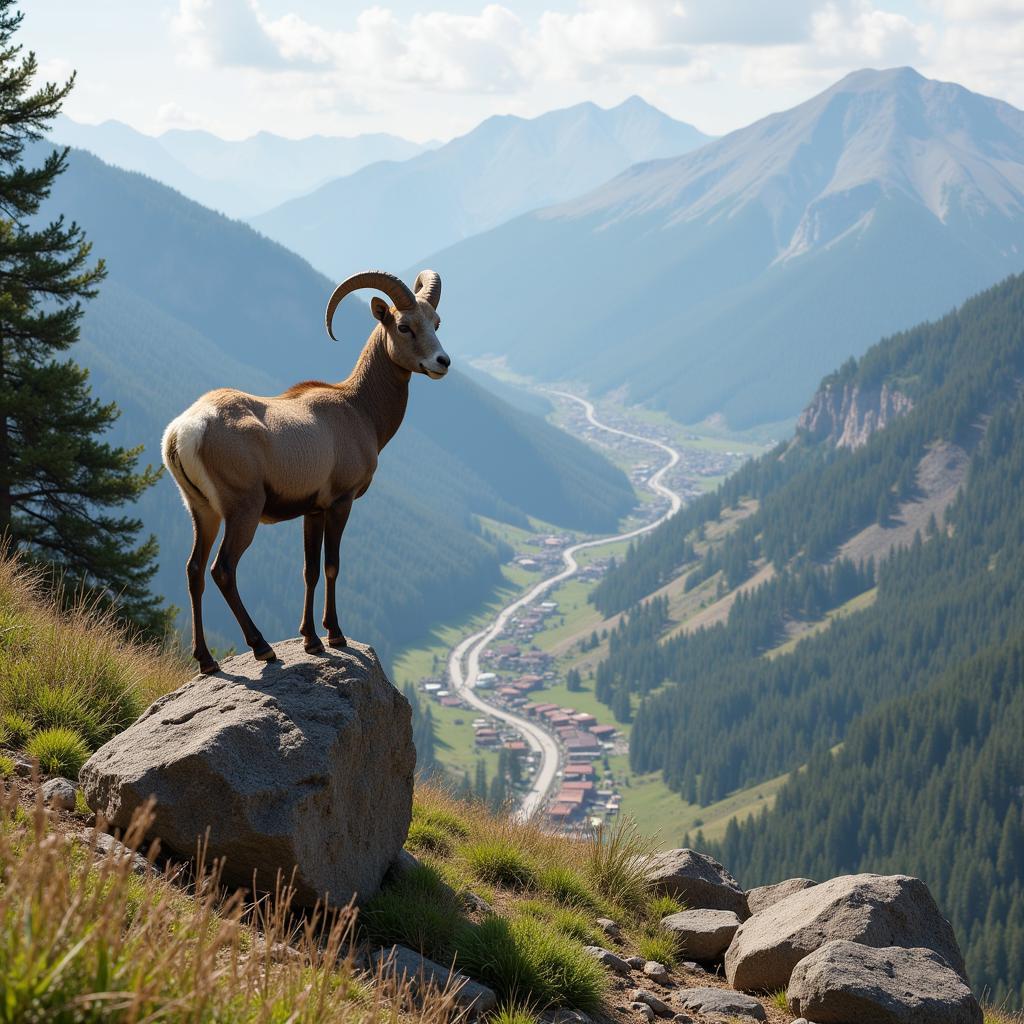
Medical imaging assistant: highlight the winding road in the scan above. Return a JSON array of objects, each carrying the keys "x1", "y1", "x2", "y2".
[{"x1": 446, "y1": 392, "x2": 684, "y2": 820}]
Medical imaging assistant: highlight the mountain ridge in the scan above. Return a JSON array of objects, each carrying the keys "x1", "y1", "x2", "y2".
[
  {"x1": 250, "y1": 95, "x2": 711, "y2": 279},
  {"x1": 425, "y1": 67, "x2": 1024, "y2": 429}
]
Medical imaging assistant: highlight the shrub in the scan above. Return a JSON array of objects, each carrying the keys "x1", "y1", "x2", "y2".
[
  {"x1": 25, "y1": 727, "x2": 90, "y2": 778},
  {"x1": 360, "y1": 862, "x2": 464, "y2": 959},
  {"x1": 539, "y1": 865, "x2": 598, "y2": 910},
  {"x1": 406, "y1": 820, "x2": 455, "y2": 858},
  {"x1": 585, "y1": 817, "x2": 654, "y2": 914},
  {"x1": 0, "y1": 754, "x2": 14, "y2": 780},
  {"x1": 465, "y1": 840, "x2": 538, "y2": 890},
  {"x1": 771, "y1": 989, "x2": 789, "y2": 1011},
  {"x1": 412, "y1": 803, "x2": 471, "y2": 839},
  {"x1": 456, "y1": 915, "x2": 606, "y2": 1011}
]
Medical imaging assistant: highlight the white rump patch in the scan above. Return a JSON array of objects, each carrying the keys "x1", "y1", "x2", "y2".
[{"x1": 162, "y1": 405, "x2": 222, "y2": 516}]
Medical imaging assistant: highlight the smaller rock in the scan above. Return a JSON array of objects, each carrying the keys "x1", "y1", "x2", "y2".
[
  {"x1": 787, "y1": 940, "x2": 982, "y2": 1024},
  {"x1": 79, "y1": 831, "x2": 154, "y2": 875},
  {"x1": 671, "y1": 1016, "x2": 694, "y2": 1024},
  {"x1": 631, "y1": 1003, "x2": 655, "y2": 1023},
  {"x1": 661, "y1": 909, "x2": 740, "y2": 962},
  {"x1": 13, "y1": 755, "x2": 32, "y2": 777},
  {"x1": 370, "y1": 944, "x2": 497, "y2": 1013},
  {"x1": 462, "y1": 890, "x2": 494, "y2": 915},
  {"x1": 539, "y1": 1010, "x2": 593, "y2": 1024},
  {"x1": 252, "y1": 939, "x2": 303, "y2": 963},
  {"x1": 597, "y1": 917, "x2": 622, "y2": 940},
  {"x1": 631, "y1": 989, "x2": 673, "y2": 1017},
  {"x1": 677, "y1": 987, "x2": 766, "y2": 1021},
  {"x1": 41, "y1": 777, "x2": 77, "y2": 811},
  {"x1": 745, "y1": 878, "x2": 816, "y2": 916},
  {"x1": 643, "y1": 961, "x2": 669, "y2": 983},
  {"x1": 681, "y1": 962, "x2": 699, "y2": 971},
  {"x1": 584, "y1": 946, "x2": 631, "y2": 974},
  {"x1": 790, "y1": 1019, "x2": 809, "y2": 1024},
  {"x1": 642, "y1": 849, "x2": 749, "y2": 919},
  {"x1": 387, "y1": 848, "x2": 420, "y2": 879},
  {"x1": 626, "y1": 955, "x2": 647, "y2": 969}
]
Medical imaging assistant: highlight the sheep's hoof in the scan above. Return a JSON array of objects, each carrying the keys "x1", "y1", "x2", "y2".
[
  {"x1": 327, "y1": 634, "x2": 347, "y2": 649},
  {"x1": 199, "y1": 659, "x2": 220, "y2": 675},
  {"x1": 304, "y1": 637, "x2": 325, "y2": 654},
  {"x1": 253, "y1": 644, "x2": 277, "y2": 663}
]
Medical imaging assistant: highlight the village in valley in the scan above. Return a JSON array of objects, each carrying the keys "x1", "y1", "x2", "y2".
[{"x1": 402, "y1": 395, "x2": 767, "y2": 833}]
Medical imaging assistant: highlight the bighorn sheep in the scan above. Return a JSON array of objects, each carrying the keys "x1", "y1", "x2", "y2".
[{"x1": 161, "y1": 269, "x2": 449, "y2": 674}]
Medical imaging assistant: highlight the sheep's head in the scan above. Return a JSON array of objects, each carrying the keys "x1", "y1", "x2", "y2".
[{"x1": 325, "y1": 269, "x2": 450, "y2": 379}]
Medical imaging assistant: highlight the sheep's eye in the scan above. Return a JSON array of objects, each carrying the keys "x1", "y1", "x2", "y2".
[{"x1": 397, "y1": 324, "x2": 412, "y2": 335}]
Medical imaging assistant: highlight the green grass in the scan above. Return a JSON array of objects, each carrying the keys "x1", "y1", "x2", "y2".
[
  {"x1": 636, "y1": 930, "x2": 678, "y2": 969},
  {"x1": 771, "y1": 990, "x2": 789, "y2": 1011},
  {"x1": 491, "y1": 1004, "x2": 538, "y2": 1024},
  {"x1": 465, "y1": 839, "x2": 538, "y2": 890},
  {"x1": 1, "y1": 712, "x2": 31, "y2": 746},
  {"x1": 361, "y1": 862, "x2": 464, "y2": 958},
  {"x1": 24, "y1": 727, "x2": 90, "y2": 778},
  {"x1": 585, "y1": 818, "x2": 654, "y2": 915},
  {"x1": 647, "y1": 894, "x2": 683, "y2": 920},
  {"x1": 412, "y1": 803, "x2": 471, "y2": 839},
  {"x1": 406, "y1": 819, "x2": 455, "y2": 858},
  {"x1": 0, "y1": 754, "x2": 14, "y2": 780},
  {"x1": 539, "y1": 865, "x2": 599, "y2": 910},
  {"x1": 455, "y1": 914, "x2": 607, "y2": 1012}
]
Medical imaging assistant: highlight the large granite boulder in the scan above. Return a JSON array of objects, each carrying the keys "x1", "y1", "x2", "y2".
[
  {"x1": 787, "y1": 940, "x2": 983, "y2": 1024},
  {"x1": 641, "y1": 849, "x2": 749, "y2": 918},
  {"x1": 660, "y1": 909, "x2": 741, "y2": 962},
  {"x1": 81, "y1": 639, "x2": 415, "y2": 907},
  {"x1": 746, "y1": 877, "x2": 817, "y2": 916},
  {"x1": 724, "y1": 873, "x2": 966, "y2": 993}
]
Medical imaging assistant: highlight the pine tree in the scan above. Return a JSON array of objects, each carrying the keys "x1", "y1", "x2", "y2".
[
  {"x1": 474, "y1": 759, "x2": 488, "y2": 802},
  {"x1": 566, "y1": 667, "x2": 582, "y2": 692},
  {"x1": 0, "y1": 4, "x2": 165, "y2": 633}
]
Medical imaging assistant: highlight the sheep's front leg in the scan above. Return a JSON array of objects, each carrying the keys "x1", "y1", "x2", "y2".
[
  {"x1": 323, "y1": 495, "x2": 353, "y2": 648},
  {"x1": 300, "y1": 512, "x2": 325, "y2": 653}
]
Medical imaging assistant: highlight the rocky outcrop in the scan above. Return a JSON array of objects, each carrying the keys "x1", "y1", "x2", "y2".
[
  {"x1": 660, "y1": 909, "x2": 741, "y2": 962},
  {"x1": 746, "y1": 877, "x2": 817, "y2": 916},
  {"x1": 642, "y1": 848, "x2": 749, "y2": 918},
  {"x1": 787, "y1": 940, "x2": 983, "y2": 1023},
  {"x1": 797, "y1": 380, "x2": 913, "y2": 449},
  {"x1": 80, "y1": 638, "x2": 415, "y2": 907},
  {"x1": 724, "y1": 873, "x2": 965, "y2": 993}
]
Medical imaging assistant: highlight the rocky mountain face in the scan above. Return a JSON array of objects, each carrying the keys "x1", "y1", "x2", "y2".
[
  {"x1": 797, "y1": 379, "x2": 914, "y2": 448},
  {"x1": 426, "y1": 67, "x2": 1024, "y2": 428},
  {"x1": 251, "y1": 95, "x2": 710, "y2": 279}
]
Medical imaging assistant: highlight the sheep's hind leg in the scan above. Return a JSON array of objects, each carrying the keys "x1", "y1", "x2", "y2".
[
  {"x1": 322, "y1": 496, "x2": 353, "y2": 648},
  {"x1": 188, "y1": 504, "x2": 221, "y2": 675},
  {"x1": 300, "y1": 512, "x2": 325, "y2": 653},
  {"x1": 211, "y1": 505, "x2": 275, "y2": 663}
]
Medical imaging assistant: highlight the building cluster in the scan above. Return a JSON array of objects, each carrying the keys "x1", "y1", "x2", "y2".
[{"x1": 513, "y1": 534, "x2": 574, "y2": 573}]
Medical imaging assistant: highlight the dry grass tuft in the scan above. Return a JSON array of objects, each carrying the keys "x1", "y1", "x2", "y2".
[{"x1": 0, "y1": 789, "x2": 461, "y2": 1024}]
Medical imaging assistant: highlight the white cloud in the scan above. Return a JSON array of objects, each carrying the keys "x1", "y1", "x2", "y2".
[{"x1": 156, "y1": 101, "x2": 202, "y2": 129}]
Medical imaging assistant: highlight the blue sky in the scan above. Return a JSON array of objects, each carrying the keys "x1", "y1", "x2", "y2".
[{"x1": 21, "y1": 1, "x2": 1024, "y2": 142}]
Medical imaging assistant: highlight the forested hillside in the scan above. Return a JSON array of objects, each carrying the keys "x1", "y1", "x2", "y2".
[
  {"x1": 38, "y1": 144, "x2": 633, "y2": 661},
  {"x1": 590, "y1": 273, "x2": 1024, "y2": 1002}
]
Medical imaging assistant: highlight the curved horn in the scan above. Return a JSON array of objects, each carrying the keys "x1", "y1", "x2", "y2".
[
  {"x1": 414, "y1": 269, "x2": 442, "y2": 311},
  {"x1": 325, "y1": 270, "x2": 416, "y2": 341}
]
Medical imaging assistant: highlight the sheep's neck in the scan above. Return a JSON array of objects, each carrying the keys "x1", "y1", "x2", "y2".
[{"x1": 342, "y1": 327, "x2": 410, "y2": 451}]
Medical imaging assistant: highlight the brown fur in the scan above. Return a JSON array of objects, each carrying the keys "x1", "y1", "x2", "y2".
[{"x1": 161, "y1": 279, "x2": 449, "y2": 674}]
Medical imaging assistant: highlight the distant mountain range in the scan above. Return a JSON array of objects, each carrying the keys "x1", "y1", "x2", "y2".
[
  {"x1": 48, "y1": 115, "x2": 433, "y2": 217},
  {"x1": 250, "y1": 96, "x2": 711, "y2": 278},
  {"x1": 426, "y1": 68, "x2": 1024, "y2": 429},
  {"x1": 36, "y1": 144, "x2": 633, "y2": 662}
]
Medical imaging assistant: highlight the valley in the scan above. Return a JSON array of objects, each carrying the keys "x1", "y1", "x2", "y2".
[{"x1": 393, "y1": 386, "x2": 767, "y2": 835}]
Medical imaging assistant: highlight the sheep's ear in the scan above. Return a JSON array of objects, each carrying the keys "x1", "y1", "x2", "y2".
[{"x1": 370, "y1": 297, "x2": 391, "y2": 324}]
